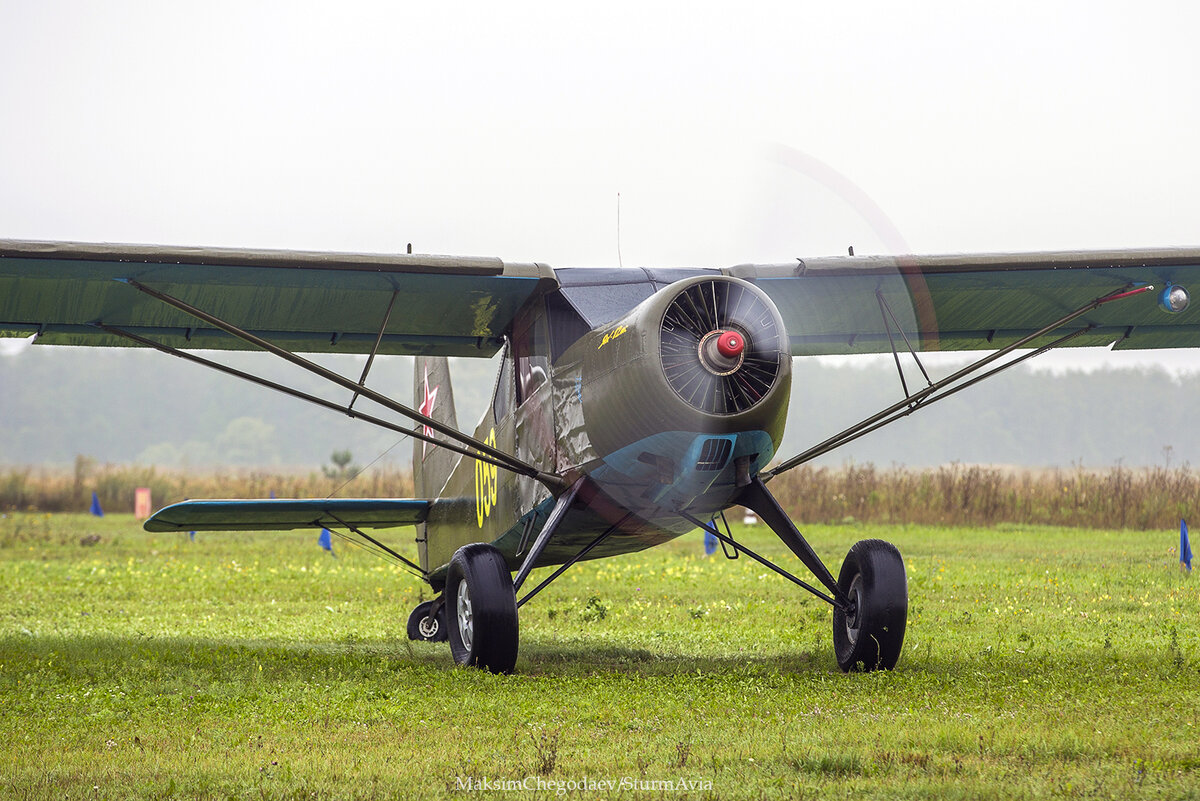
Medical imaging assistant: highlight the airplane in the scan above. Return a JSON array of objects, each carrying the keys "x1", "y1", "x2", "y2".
[{"x1": 2, "y1": 238, "x2": 1198, "y2": 673}]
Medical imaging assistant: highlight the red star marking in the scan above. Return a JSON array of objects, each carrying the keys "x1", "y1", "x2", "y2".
[{"x1": 419, "y1": 364, "x2": 439, "y2": 458}]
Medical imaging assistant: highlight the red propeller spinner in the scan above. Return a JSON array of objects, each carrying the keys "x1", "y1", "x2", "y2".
[{"x1": 716, "y1": 331, "x2": 744, "y2": 359}]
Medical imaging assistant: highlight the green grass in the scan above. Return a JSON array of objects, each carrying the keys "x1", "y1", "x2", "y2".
[{"x1": 1, "y1": 513, "x2": 1198, "y2": 799}]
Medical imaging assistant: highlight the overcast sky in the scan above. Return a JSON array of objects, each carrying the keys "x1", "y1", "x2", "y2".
[{"x1": 3, "y1": 1, "x2": 1199, "y2": 371}]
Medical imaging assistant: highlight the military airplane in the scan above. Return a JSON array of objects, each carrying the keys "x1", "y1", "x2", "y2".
[{"x1": 2, "y1": 239, "x2": 1198, "y2": 673}]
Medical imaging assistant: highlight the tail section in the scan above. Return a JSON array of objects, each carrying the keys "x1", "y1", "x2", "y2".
[
  {"x1": 414, "y1": 356, "x2": 458, "y2": 574},
  {"x1": 414, "y1": 356, "x2": 459, "y2": 497}
]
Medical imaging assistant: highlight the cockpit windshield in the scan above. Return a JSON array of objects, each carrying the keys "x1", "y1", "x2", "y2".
[{"x1": 555, "y1": 267, "x2": 711, "y2": 328}]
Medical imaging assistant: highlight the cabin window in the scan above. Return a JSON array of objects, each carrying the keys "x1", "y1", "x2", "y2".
[
  {"x1": 558, "y1": 282, "x2": 654, "y2": 328},
  {"x1": 555, "y1": 267, "x2": 711, "y2": 328},
  {"x1": 545, "y1": 291, "x2": 591, "y2": 362},
  {"x1": 512, "y1": 311, "x2": 549, "y2": 405},
  {"x1": 491, "y1": 340, "x2": 513, "y2": 421}
]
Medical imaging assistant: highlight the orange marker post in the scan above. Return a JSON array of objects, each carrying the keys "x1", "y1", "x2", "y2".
[{"x1": 134, "y1": 487, "x2": 152, "y2": 519}]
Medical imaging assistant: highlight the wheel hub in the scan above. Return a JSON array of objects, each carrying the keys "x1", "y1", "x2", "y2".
[
  {"x1": 844, "y1": 574, "x2": 863, "y2": 645},
  {"x1": 418, "y1": 614, "x2": 440, "y2": 639},
  {"x1": 456, "y1": 578, "x2": 474, "y2": 650}
]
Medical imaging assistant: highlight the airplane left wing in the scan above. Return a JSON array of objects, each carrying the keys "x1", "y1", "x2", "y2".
[
  {"x1": 730, "y1": 249, "x2": 1200, "y2": 355},
  {"x1": 0, "y1": 240, "x2": 557, "y2": 358},
  {"x1": 144, "y1": 498, "x2": 430, "y2": 532}
]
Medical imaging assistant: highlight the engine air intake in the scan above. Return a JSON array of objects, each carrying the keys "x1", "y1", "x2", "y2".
[{"x1": 696, "y1": 438, "x2": 734, "y2": 471}]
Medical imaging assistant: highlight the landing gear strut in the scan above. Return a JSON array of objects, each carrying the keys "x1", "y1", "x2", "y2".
[{"x1": 733, "y1": 477, "x2": 909, "y2": 672}]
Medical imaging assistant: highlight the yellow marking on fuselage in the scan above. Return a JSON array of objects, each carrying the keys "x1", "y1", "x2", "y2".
[
  {"x1": 598, "y1": 324, "x2": 628, "y2": 349},
  {"x1": 475, "y1": 428, "x2": 499, "y2": 528}
]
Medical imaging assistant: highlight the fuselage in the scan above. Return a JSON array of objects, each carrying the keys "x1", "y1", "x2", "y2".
[{"x1": 424, "y1": 273, "x2": 792, "y2": 580}]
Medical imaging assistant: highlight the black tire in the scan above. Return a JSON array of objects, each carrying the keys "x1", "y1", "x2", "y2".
[
  {"x1": 832, "y1": 539, "x2": 907, "y2": 672},
  {"x1": 446, "y1": 543, "x2": 519, "y2": 674},
  {"x1": 406, "y1": 600, "x2": 448, "y2": 642}
]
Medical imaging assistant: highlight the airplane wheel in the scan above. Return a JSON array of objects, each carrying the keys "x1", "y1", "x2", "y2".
[
  {"x1": 446, "y1": 543, "x2": 519, "y2": 674},
  {"x1": 406, "y1": 600, "x2": 448, "y2": 642},
  {"x1": 832, "y1": 539, "x2": 907, "y2": 672}
]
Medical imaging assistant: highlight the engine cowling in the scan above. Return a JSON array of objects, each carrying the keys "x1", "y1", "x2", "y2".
[{"x1": 576, "y1": 275, "x2": 792, "y2": 462}]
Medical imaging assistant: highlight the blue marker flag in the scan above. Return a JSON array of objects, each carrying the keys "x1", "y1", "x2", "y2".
[
  {"x1": 704, "y1": 527, "x2": 718, "y2": 556},
  {"x1": 318, "y1": 527, "x2": 334, "y2": 556},
  {"x1": 188, "y1": 531, "x2": 196, "y2": 542},
  {"x1": 1182, "y1": 519, "x2": 1193, "y2": 571},
  {"x1": 89, "y1": 491, "x2": 104, "y2": 517}
]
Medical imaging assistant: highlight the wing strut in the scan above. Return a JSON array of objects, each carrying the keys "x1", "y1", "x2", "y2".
[
  {"x1": 348, "y1": 289, "x2": 399, "y2": 411},
  {"x1": 115, "y1": 278, "x2": 564, "y2": 490},
  {"x1": 93, "y1": 322, "x2": 523, "y2": 474},
  {"x1": 766, "y1": 283, "x2": 1155, "y2": 478},
  {"x1": 877, "y1": 287, "x2": 933, "y2": 401},
  {"x1": 324, "y1": 512, "x2": 425, "y2": 577}
]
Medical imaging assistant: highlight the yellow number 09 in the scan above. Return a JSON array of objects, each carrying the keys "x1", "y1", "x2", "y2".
[{"x1": 475, "y1": 428, "x2": 499, "y2": 528}]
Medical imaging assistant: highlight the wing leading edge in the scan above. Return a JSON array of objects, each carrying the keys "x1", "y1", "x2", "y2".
[
  {"x1": 144, "y1": 498, "x2": 431, "y2": 532},
  {"x1": 0, "y1": 240, "x2": 557, "y2": 358},
  {"x1": 9, "y1": 240, "x2": 1200, "y2": 358},
  {"x1": 730, "y1": 248, "x2": 1200, "y2": 355}
]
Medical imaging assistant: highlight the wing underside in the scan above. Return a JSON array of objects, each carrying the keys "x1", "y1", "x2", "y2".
[{"x1": 0, "y1": 240, "x2": 556, "y2": 358}]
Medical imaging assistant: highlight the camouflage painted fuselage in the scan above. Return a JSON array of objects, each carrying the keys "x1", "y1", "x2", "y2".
[{"x1": 418, "y1": 274, "x2": 792, "y2": 583}]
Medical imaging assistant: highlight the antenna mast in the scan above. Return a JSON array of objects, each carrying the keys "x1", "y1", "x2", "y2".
[{"x1": 617, "y1": 192, "x2": 624, "y2": 268}]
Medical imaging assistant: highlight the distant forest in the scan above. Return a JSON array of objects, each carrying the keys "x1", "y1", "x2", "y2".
[{"x1": 1, "y1": 346, "x2": 1197, "y2": 470}]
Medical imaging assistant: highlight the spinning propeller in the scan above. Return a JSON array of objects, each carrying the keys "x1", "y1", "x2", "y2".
[{"x1": 659, "y1": 278, "x2": 784, "y2": 415}]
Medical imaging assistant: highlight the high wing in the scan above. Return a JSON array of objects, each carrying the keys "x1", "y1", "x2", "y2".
[
  {"x1": 729, "y1": 249, "x2": 1200, "y2": 355},
  {"x1": 0, "y1": 240, "x2": 556, "y2": 358},
  {"x1": 144, "y1": 498, "x2": 430, "y2": 532}
]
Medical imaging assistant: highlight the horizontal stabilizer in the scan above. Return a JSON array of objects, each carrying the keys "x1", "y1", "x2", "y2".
[{"x1": 144, "y1": 498, "x2": 430, "y2": 532}]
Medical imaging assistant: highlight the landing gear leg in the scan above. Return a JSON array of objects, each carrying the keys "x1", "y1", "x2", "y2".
[
  {"x1": 737, "y1": 477, "x2": 908, "y2": 672},
  {"x1": 737, "y1": 477, "x2": 846, "y2": 602}
]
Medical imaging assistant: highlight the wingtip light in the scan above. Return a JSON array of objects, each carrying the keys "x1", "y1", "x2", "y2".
[{"x1": 1159, "y1": 284, "x2": 1190, "y2": 314}]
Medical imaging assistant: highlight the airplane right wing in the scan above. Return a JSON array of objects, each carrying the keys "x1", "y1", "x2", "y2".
[{"x1": 730, "y1": 248, "x2": 1200, "y2": 355}]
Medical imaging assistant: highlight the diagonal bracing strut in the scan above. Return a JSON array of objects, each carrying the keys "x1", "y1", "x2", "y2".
[
  {"x1": 92, "y1": 322, "x2": 525, "y2": 475},
  {"x1": 765, "y1": 283, "x2": 1155, "y2": 478},
  {"x1": 877, "y1": 287, "x2": 933, "y2": 402},
  {"x1": 114, "y1": 278, "x2": 564, "y2": 490},
  {"x1": 348, "y1": 289, "x2": 399, "y2": 412},
  {"x1": 677, "y1": 509, "x2": 845, "y2": 610},
  {"x1": 512, "y1": 479, "x2": 582, "y2": 592}
]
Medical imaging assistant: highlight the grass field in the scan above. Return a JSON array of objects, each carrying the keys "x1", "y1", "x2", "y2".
[{"x1": 2, "y1": 513, "x2": 1197, "y2": 799}]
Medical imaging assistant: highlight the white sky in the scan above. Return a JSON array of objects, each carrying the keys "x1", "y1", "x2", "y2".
[{"x1": 3, "y1": 1, "x2": 1200, "y2": 372}]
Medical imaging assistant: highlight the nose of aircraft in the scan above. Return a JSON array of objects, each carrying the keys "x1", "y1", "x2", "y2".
[
  {"x1": 716, "y1": 331, "x2": 743, "y2": 358},
  {"x1": 698, "y1": 328, "x2": 748, "y2": 376},
  {"x1": 656, "y1": 276, "x2": 788, "y2": 416}
]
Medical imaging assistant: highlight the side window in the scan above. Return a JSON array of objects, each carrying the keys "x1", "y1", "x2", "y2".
[
  {"x1": 492, "y1": 340, "x2": 513, "y2": 421},
  {"x1": 545, "y1": 291, "x2": 591, "y2": 363},
  {"x1": 513, "y1": 309, "x2": 549, "y2": 405}
]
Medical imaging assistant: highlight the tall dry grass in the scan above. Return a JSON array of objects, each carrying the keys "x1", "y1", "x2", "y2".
[
  {"x1": 0, "y1": 456, "x2": 414, "y2": 515},
  {"x1": 2, "y1": 460, "x2": 1196, "y2": 530},
  {"x1": 769, "y1": 462, "x2": 1199, "y2": 529}
]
